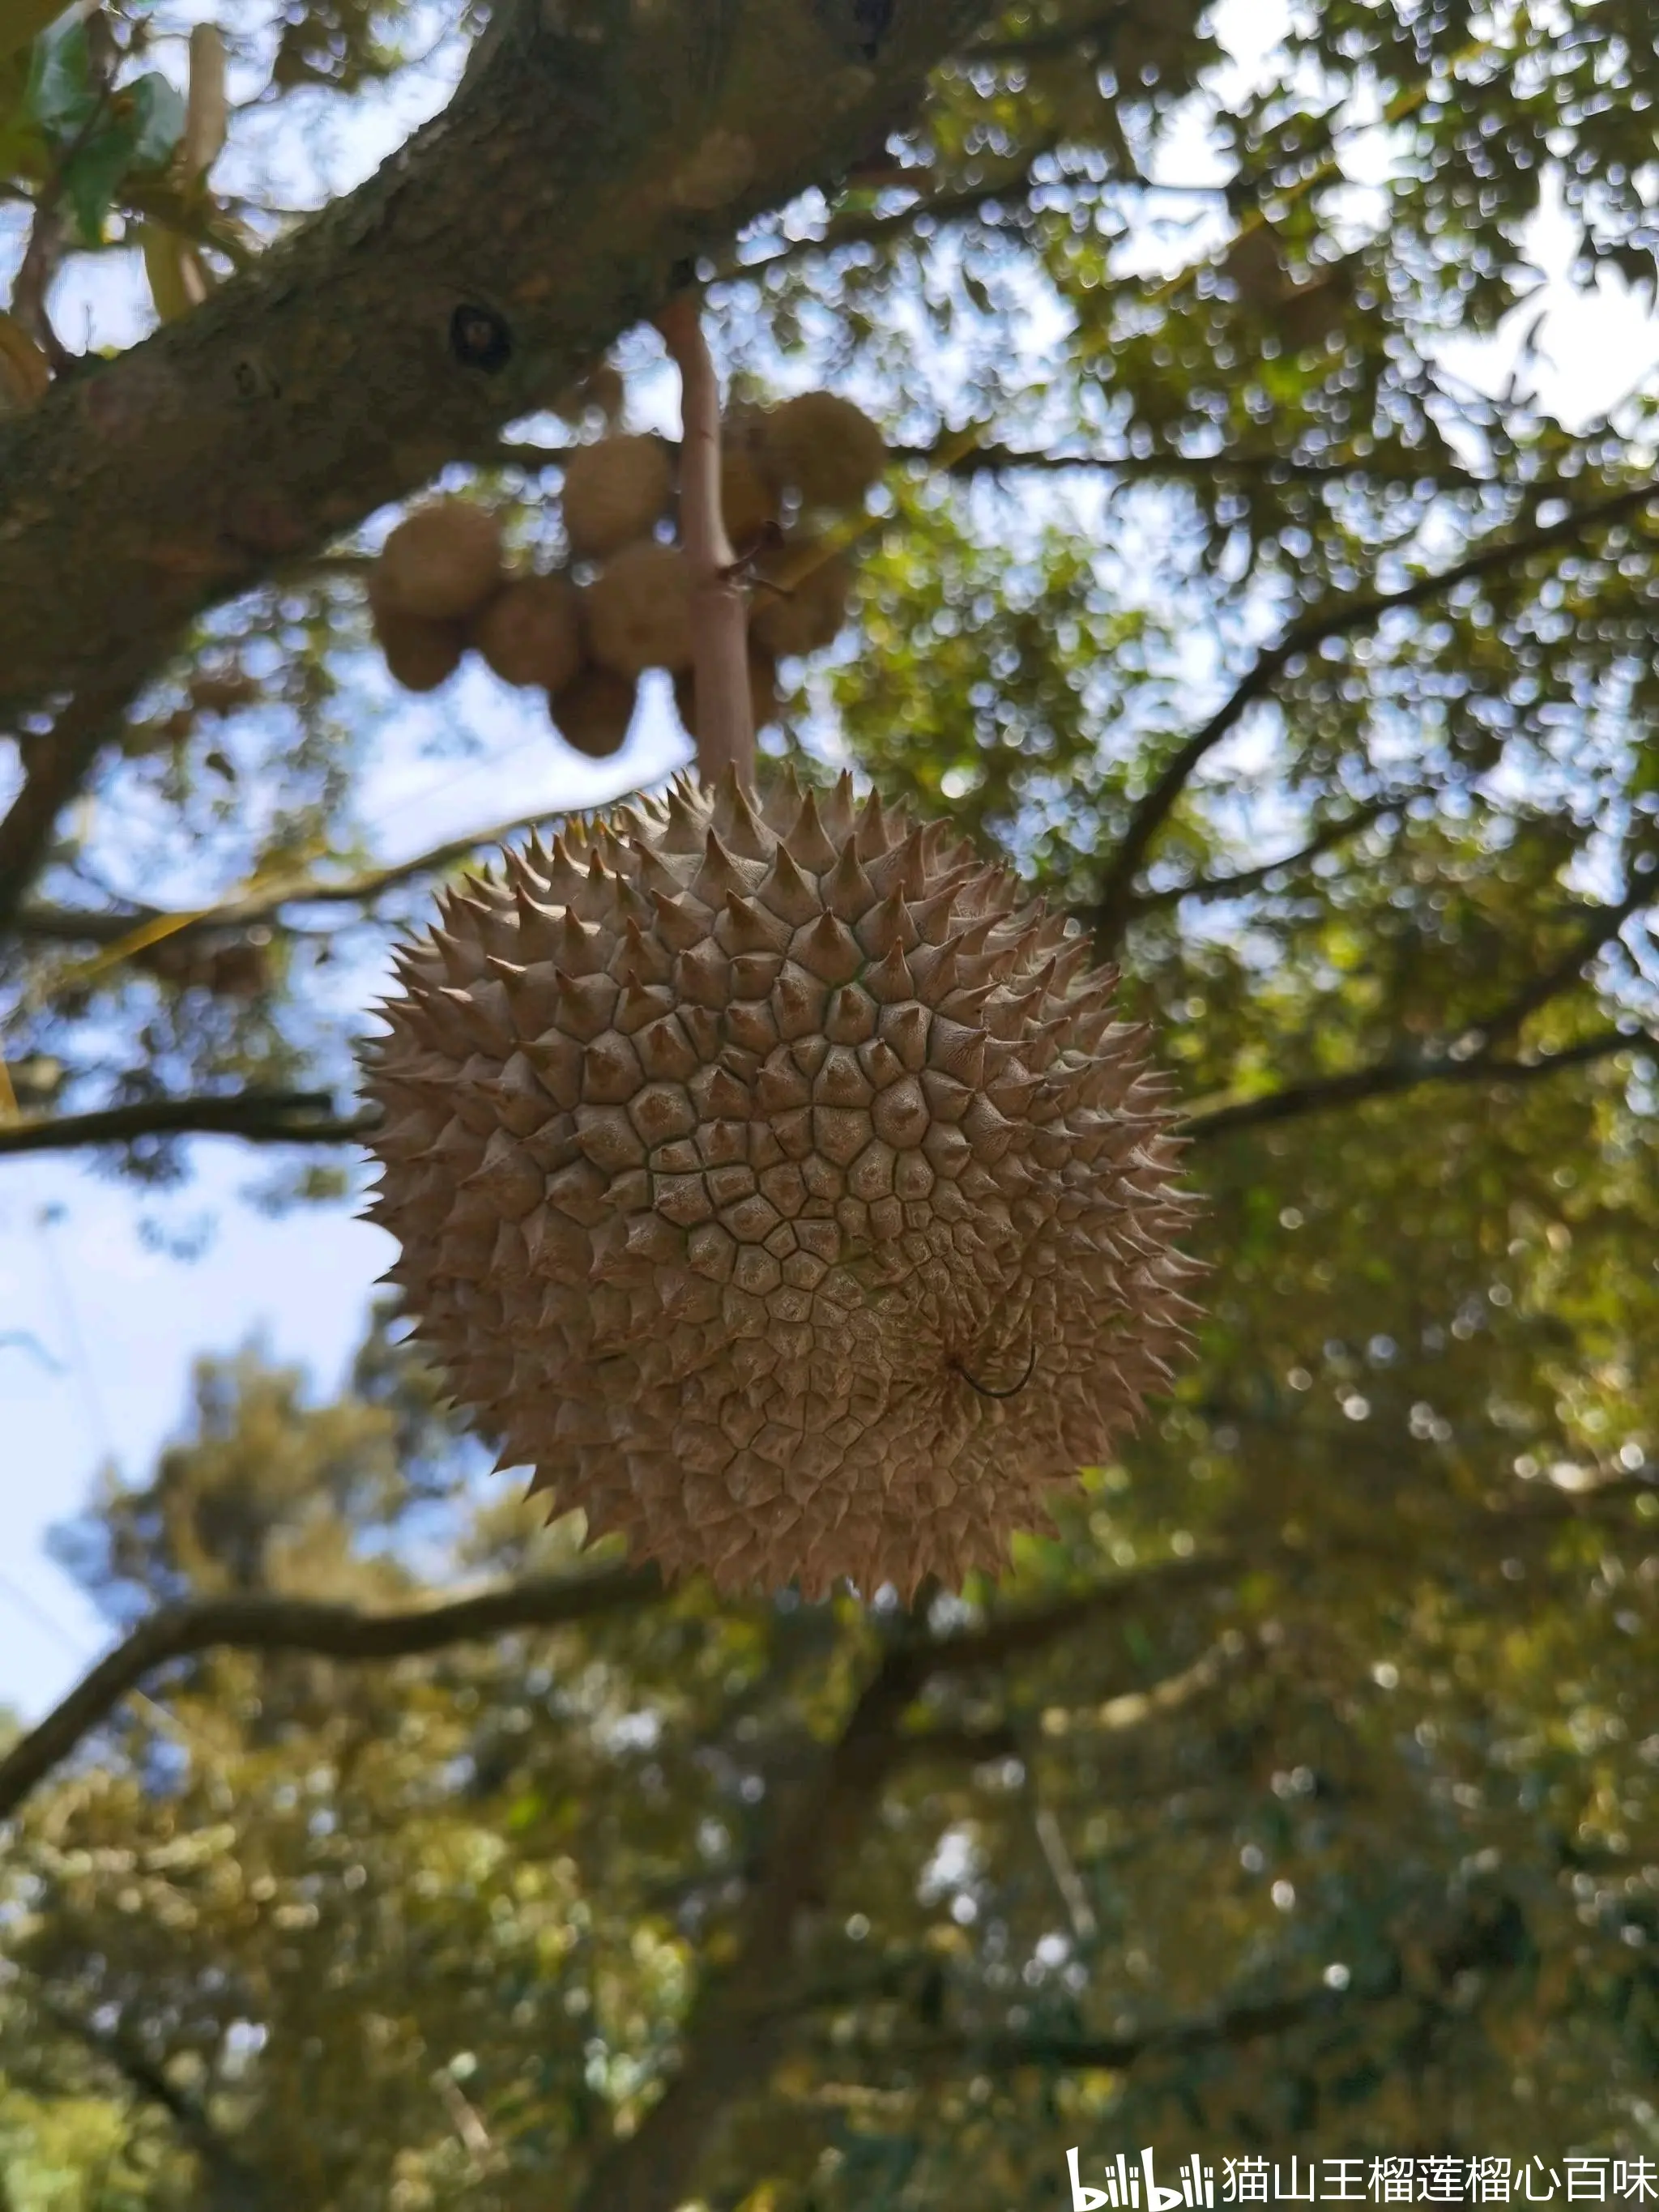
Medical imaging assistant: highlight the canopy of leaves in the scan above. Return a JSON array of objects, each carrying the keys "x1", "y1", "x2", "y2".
[{"x1": 3, "y1": 0, "x2": 1659, "y2": 2204}]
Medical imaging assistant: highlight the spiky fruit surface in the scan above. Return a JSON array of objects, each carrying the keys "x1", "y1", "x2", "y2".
[
  {"x1": 749, "y1": 539, "x2": 853, "y2": 660},
  {"x1": 361, "y1": 772, "x2": 1200, "y2": 1599},
  {"x1": 471, "y1": 575, "x2": 583, "y2": 694},
  {"x1": 562, "y1": 435, "x2": 675, "y2": 560},
  {"x1": 583, "y1": 541, "x2": 693, "y2": 677},
  {"x1": 548, "y1": 665, "x2": 636, "y2": 759},
  {"x1": 760, "y1": 392, "x2": 887, "y2": 510},
  {"x1": 373, "y1": 501, "x2": 503, "y2": 622}
]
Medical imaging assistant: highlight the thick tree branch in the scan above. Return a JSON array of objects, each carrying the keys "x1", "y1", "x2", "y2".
[
  {"x1": 0, "y1": 0, "x2": 996, "y2": 897},
  {"x1": 3, "y1": 1464, "x2": 1638, "y2": 1841},
  {"x1": 569, "y1": 1632, "x2": 936, "y2": 2212},
  {"x1": 1088, "y1": 479, "x2": 1659, "y2": 949},
  {"x1": 0, "y1": 1089, "x2": 373, "y2": 1157},
  {"x1": 1180, "y1": 1026, "x2": 1649, "y2": 1144},
  {"x1": 0, "y1": 1564, "x2": 659, "y2": 1824}
]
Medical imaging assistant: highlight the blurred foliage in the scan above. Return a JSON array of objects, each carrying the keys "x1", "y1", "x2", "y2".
[{"x1": 4, "y1": 0, "x2": 1659, "y2": 2201}]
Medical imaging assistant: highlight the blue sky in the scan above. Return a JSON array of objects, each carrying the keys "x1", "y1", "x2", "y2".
[{"x1": 5, "y1": 0, "x2": 1659, "y2": 1728}]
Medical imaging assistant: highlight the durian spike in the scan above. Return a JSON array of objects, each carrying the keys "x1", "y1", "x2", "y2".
[{"x1": 655, "y1": 288, "x2": 754, "y2": 788}]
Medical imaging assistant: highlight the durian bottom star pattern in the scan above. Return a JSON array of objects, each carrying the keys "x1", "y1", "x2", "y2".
[{"x1": 360, "y1": 771, "x2": 1202, "y2": 1598}]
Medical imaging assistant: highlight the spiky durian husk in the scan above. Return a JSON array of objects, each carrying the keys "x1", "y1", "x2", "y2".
[{"x1": 360, "y1": 771, "x2": 1201, "y2": 1598}]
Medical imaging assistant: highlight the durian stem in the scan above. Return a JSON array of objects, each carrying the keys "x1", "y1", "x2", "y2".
[{"x1": 655, "y1": 291, "x2": 755, "y2": 791}]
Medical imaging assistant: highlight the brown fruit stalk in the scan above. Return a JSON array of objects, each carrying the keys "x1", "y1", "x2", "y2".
[{"x1": 673, "y1": 650, "x2": 779, "y2": 746}]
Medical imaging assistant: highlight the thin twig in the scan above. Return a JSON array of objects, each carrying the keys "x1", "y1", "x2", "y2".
[
  {"x1": 1111, "y1": 786, "x2": 1428, "y2": 918},
  {"x1": 1463, "y1": 879, "x2": 1654, "y2": 1051},
  {"x1": 1090, "y1": 476, "x2": 1659, "y2": 948},
  {"x1": 0, "y1": 1090, "x2": 372, "y2": 1158},
  {"x1": 11, "y1": 802, "x2": 585, "y2": 948},
  {"x1": 1179, "y1": 1027, "x2": 1649, "y2": 1144}
]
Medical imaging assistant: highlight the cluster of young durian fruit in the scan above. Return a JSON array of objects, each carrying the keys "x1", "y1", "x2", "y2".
[{"x1": 365, "y1": 388, "x2": 888, "y2": 757}]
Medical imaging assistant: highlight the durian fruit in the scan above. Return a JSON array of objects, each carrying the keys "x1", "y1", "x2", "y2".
[
  {"x1": 373, "y1": 500, "x2": 504, "y2": 622},
  {"x1": 371, "y1": 600, "x2": 467, "y2": 694},
  {"x1": 749, "y1": 538, "x2": 853, "y2": 660},
  {"x1": 719, "y1": 414, "x2": 781, "y2": 549},
  {"x1": 583, "y1": 540, "x2": 694, "y2": 677},
  {"x1": 673, "y1": 648, "x2": 779, "y2": 748},
  {"x1": 360, "y1": 769, "x2": 1201, "y2": 1600},
  {"x1": 470, "y1": 574, "x2": 583, "y2": 694},
  {"x1": 759, "y1": 391, "x2": 887, "y2": 511},
  {"x1": 549, "y1": 665, "x2": 637, "y2": 758},
  {"x1": 562, "y1": 434, "x2": 675, "y2": 560}
]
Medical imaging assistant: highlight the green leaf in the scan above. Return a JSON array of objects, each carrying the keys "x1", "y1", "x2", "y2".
[
  {"x1": 23, "y1": 4, "x2": 93, "y2": 140},
  {"x1": 56, "y1": 70, "x2": 183, "y2": 244},
  {"x1": 123, "y1": 66, "x2": 182, "y2": 169},
  {"x1": 59, "y1": 113, "x2": 129, "y2": 241}
]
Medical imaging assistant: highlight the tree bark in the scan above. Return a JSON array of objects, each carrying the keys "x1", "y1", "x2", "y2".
[{"x1": 0, "y1": 0, "x2": 989, "y2": 731}]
